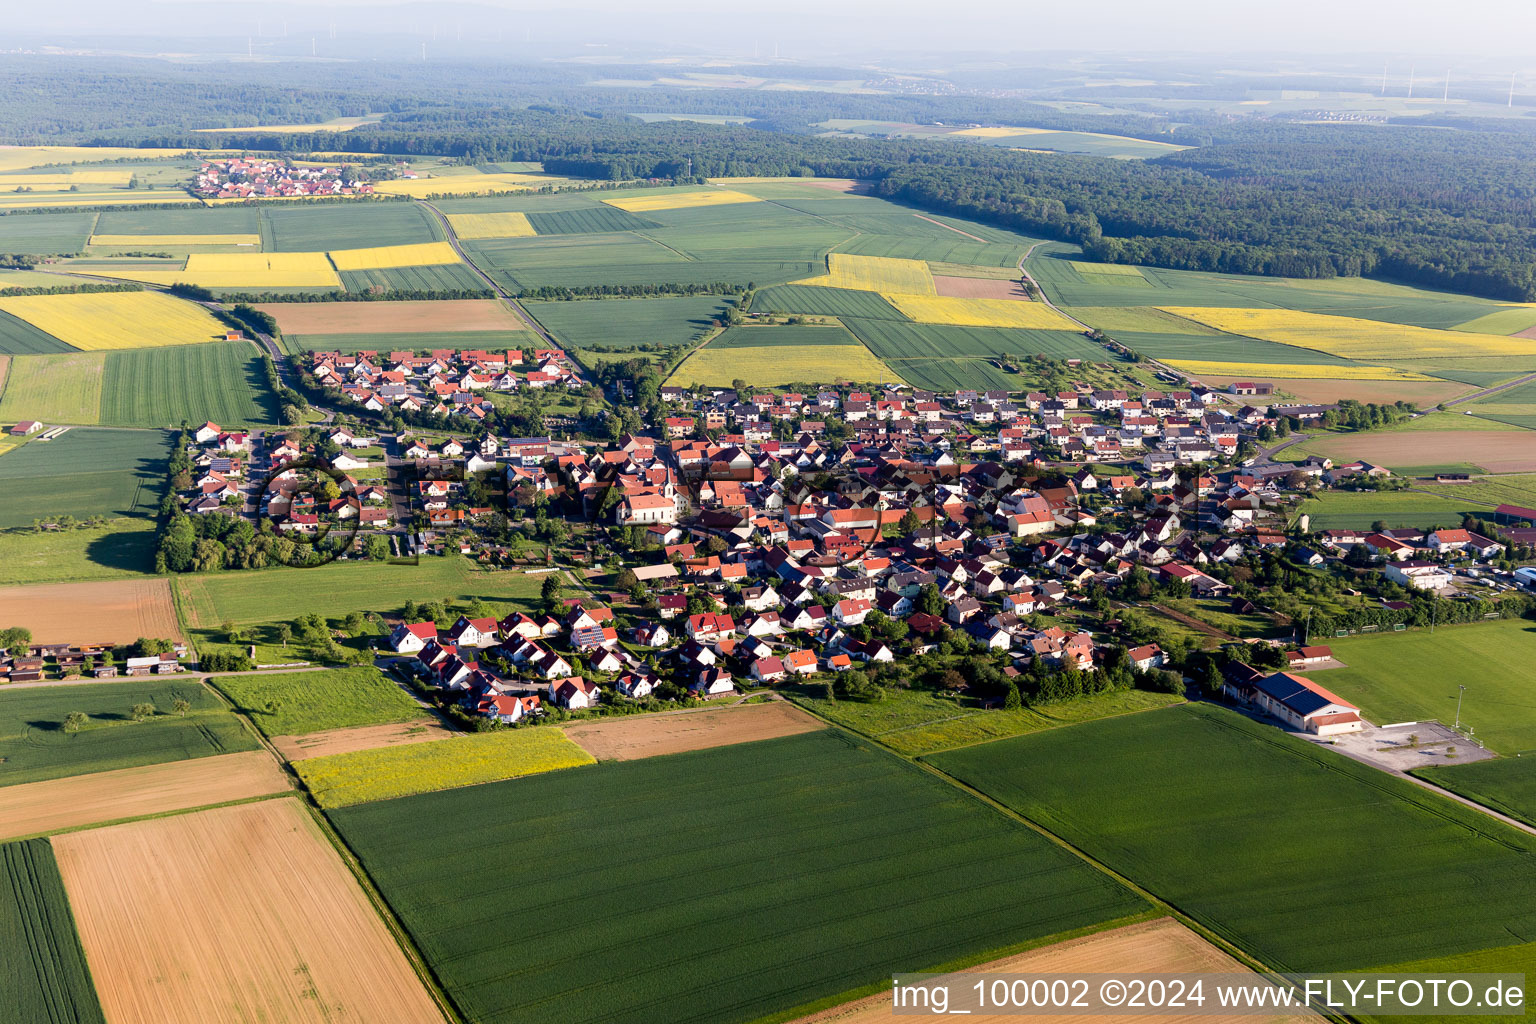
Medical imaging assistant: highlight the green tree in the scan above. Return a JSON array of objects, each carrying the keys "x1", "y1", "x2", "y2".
[
  {"x1": 276, "y1": 623, "x2": 293, "y2": 647},
  {"x1": 171, "y1": 698, "x2": 191, "y2": 717},
  {"x1": 131, "y1": 702, "x2": 156, "y2": 722},
  {"x1": 63, "y1": 711, "x2": 88, "y2": 733}
]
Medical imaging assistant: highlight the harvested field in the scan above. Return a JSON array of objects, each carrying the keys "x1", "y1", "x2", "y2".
[
  {"x1": 1197, "y1": 375, "x2": 1473, "y2": 406},
  {"x1": 563, "y1": 701, "x2": 824, "y2": 761},
  {"x1": 795, "y1": 917, "x2": 1315, "y2": 1024},
  {"x1": 0, "y1": 750, "x2": 290, "y2": 841},
  {"x1": 933, "y1": 275, "x2": 1030, "y2": 300},
  {"x1": 254, "y1": 298, "x2": 524, "y2": 335},
  {"x1": 0, "y1": 577, "x2": 180, "y2": 644},
  {"x1": 53, "y1": 798, "x2": 447, "y2": 1024},
  {"x1": 1305, "y1": 430, "x2": 1536, "y2": 474},
  {"x1": 272, "y1": 719, "x2": 455, "y2": 762}
]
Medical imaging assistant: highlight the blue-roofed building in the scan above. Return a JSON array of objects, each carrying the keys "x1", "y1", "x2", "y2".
[{"x1": 1247, "y1": 671, "x2": 1363, "y2": 736}]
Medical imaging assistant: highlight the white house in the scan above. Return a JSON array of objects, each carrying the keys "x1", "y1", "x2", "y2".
[
  {"x1": 550, "y1": 676, "x2": 600, "y2": 709},
  {"x1": 389, "y1": 621, "x2": 437, "y2": 653},
  {"x1": 1127, "y1": 643, "x2": 1164, "y2": 672},
  {"x1": 1385, "y1": 560, "x2": 1452, "y2": 591}
]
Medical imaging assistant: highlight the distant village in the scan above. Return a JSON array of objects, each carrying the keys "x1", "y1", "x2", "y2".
[{"x1": 193, "y1": 158, "x2": 373, "y2": 200}]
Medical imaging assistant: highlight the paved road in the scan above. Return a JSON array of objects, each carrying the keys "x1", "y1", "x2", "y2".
[{"x1": 1442, "y1": 370, "x2": 1536, "y2": 407}]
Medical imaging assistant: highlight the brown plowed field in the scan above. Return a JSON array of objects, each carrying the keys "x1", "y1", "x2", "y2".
[
  {"x1": 0, "y1": 750, "x2": 289, "y2": 841},
  {"x1": 1517, "y1": 326, "x2": 1536, "y2": 340},
  {"x1": 934, "y1": 276, "x2": 1031, "y2": 301},
  {"x1": 272, "y1": 718, "x2": 455, "y2": 761},
  {"x1": 1306, "y1": 429, "x2": 1536, "y2": 473},
  {"x1": 0, "y1": 578, "x2": 180, "y2": 644},
  {"x1": 793, "y1": 917, "x2": 1317, "y2": 1024},
  {"x1": 54, "y1": 798, "x2": 447, "y2": 1024},
  {"x1": 1199, "y1": 375, "x2": 1472, "y2": 407},
  {"x1": 562, "y1": 700, "x2": 824, "y2": 761},
  {"x1": 255, "y1": 299, "x2": 525, "y2": 335}
]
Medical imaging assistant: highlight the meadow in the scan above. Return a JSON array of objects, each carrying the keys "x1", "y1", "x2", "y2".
[
  {"x1": 0, "y1": 839, "x2": 106, "y2": 1024},
  {"x1": 0, "y1": 309, "x2": 75, "y2": 354},
  {"x1": 668, "y1": 340, "x2": 897, "y2": 387},
  {"x1": 0, "y1": 518, "x2": 159, "y2": 584},
  {"x1": 1320, "y1": 619, "x2": 1536, "y2": 754},
  {"x1": 295, "y1": 727, "x2": 594, "y2": 807},
  {"x1": 210, "y1": 666, "x2": 428, "y2": 738},
  {"x1": 329, "y1": 729, "x2": 1148, "y2": 1024},
  {"x1": 524, "y1": 295, "x2": 728, "y2": 351},
  {"x1": 929, "y1": 703, "x2": 1536, "y2": 972},
  {"x1": 1414, "y1": 757, "x2": 1536, "y2": 829},
  {"x1": 1416, "y1": 473, "x2": 1536, "y2": 508},
  {"x1": 173, "y1": 557, "x2": 543, "y2": 630},
  {"x1": 0, "y1": 291, "x2": 227, "y2": 350},
  {"x1": 1469, "y1": 377, "x2": 1536, "y2": 430},
  {"x1": 0, "y1": 679, "x2": 259, "y2": 787},
  {"x1": 0, "y1": 428, "x2": 168, "y2": 528}
]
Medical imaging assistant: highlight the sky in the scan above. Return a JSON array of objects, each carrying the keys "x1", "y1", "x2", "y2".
[{"x1": 14, "y1": 0, "x2": 1536, "y2": 60}]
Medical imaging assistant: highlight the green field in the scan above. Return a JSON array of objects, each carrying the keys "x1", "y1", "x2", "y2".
[
  {"x1": 95, "y1": 205, "x2": 259, "y2": 235},
  {"x1": 524, "y1": 295, "x2": 728, "y2": 351},
  {"x1": 261, "y1": 202, "x2": 442, "y2": 251},
  {"x1": 339, "y1": 262, "x2": 486, "y2": 294},
  {"x1": 753, "y1": 284, "x2": 908, "y2": 320},
  {"x1": 0, "y1": 352, "x2": 103, "y2": 422},
  {"x1": 0, "y1": 678, "x2": 259, "y2": 787},
  {"x1": 288, "y1": 329, "x2": 518, "y2": 355},
  {"x1": 0, "y1": 518, "x2": 158, "y2": 584},
  {"x1": 1453, "y1": 308, "x2": 1536, "y2": 335},
  {"x1": 707, "y1": 323, "x2": 860, "y2": 348},
  {"x1": 844, "y1": 317, "x2": 1105, "y2": 361},
  {"x1": 1320, "y1": 619, "x2": 1536, "y2": 754},
  {"x1": 526, "y1": 207, "x2": 661, "y2": 235},
  {"x1": 0, "y1": 211, "x2": 94, "y2": 253},
  {"x1": 99, "y1": 343, "x2": 277, "y2": 427},
  {"x1": 930, "y1": 703, "x2": 1536, "y2": 972},
  {"x1": 1469, "y1": 377, "x2": 1536, "y2": 430},
  {"x1": 0, "y1": 427, "x2": 168, "y2": 528},
  {"x1": 1414, "y1": 757, "x2": 1536, "y2": 832},
  {"x1": 210, "y1": 666, "x2": 427, "y2": 738},
  {"x1": 0, "y1": 839, "x2": 106, "y2": 1024},
  {"x1": 173, "y1": 556, "x2": 543, "y2": 630},
  {"x1": 1106, "y1": 330, "x2": 1361, "y2": 365},
  {"x1": 330, "y1": 729, "x2": 1148, "y2": 1024},
  {"x1": 791, "y1": 686, "x2": 1185, "y2": 756},
  {"x1": 297, "y1": 727, "x2": 593, "y2": 807},
  {"x1": 0, "y1": 309, "x2": 73, "y2": 354},
  {"x1": 1416, "y1": 474, "x2": 1536, "y2": 507},
  {"x1": 1296, "y1": 489, "x2": 1480, "y2": 531}
]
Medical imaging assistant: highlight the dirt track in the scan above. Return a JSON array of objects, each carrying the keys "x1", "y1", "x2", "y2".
[
  {"x1": 563, "y1": 701, "x2": 824, "y2": 761},
  {"x1": 793, "y1": 917, "x2": 1316, "y2": 1024},
  {"x1": 0, "y1": 577, "x2": 181, "y2": 645},
  {"x1": 0, "y1": 750, "x2": 290, "y2": 841},
  {"x1": 54, "y1": 798, "x2": 447, "y2": 1024},
  {"x1": 272, "y1": 718, "x2": 455, "y2": 761}
]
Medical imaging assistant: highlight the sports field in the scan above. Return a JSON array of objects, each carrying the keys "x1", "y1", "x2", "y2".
[
  {"x1": 329, "y1": 729, "x2": 1148, "y2": 1024},
  {"x1": 0, "y1": 750, "x2": 290, "y2": 842},
  {"x1": 884, "y1": 292, "x2": 1080, "y2": 329},
  {"x1": 0, "y1": 838, "x2": 106, "y2": 1024},
  {"x1": 0, "y1": 677, "x2": 257, "y2": 788},
  {"x1": 0, "y1": 291, "x2": 226, "y2": 349},
  {"x1": 1320, "y1": 619, "x2": 1536, "y2": 754},
  {"x1": 210, "y1": 666, "x2": 428, "y2": 738},
  {"x1": 669, "y1": 339, "x2": 898, "y2": 387},
  {"x1": 798, "y1": 253, "x2": 936, "y2": 294},
  {"x1": 1295, "y1": 489, "x2": 1480, "y2": 530},
  {"x1": 53, "y1": 799, "x2": 448, "y2": 1024},
  {"x1": 0, "y1": 427, "x2": 169, "y2": 527},
  {"x1": 295, "y1": 727, "x2": 595, "y2": 807},
  {"x1": 603, "y1": 188, "x2": 761, "y2": 213},
  {"x1": 930, "y1": 703, "x2": 1536, "y2": 972}
]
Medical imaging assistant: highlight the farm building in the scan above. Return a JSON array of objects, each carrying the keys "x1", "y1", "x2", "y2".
[
  {"x1": 1286, "y1": 646, "x2": 1333, "y2": 669},
  {"x1": 1239, "y1": 671, "x2": 1363, "y2": 736}
]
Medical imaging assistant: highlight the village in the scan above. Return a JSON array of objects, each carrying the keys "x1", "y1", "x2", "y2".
[{"x1": 192, "y1": 158, "x2": 374, "y2": 200}]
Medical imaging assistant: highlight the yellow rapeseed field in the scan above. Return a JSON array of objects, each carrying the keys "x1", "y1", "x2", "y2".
[
  {"x1": 1164, "y1": 360, "x2": 1438, "y2": 381},
  {"x1": 796, "y1": 253, "x2": 936, "y2": 295},
  {"x1": 89, "y1": 234, "x2": 262, "y2": 247},
  {"x1": 92, "y1": 252, "x2": 342, "y2": 289},
  {"x1": 445, "y1": 211, "x2": 537, "y2": 239},
  {"x1": 602, "y1": 189, "x2": 763, "y2": 213},
  {"x1": 294, "y1": 728, "x2": 596, "y2": 808},
  {"x1": 0, "y1": 291, "x2": 226, "y2": 350},
  {"x1": 669, "y1": 344, "x2": 902, "y2": 388},
  {"x1": 370, "y1": 173, "x2": 558, "y2": 197},
  {"x1": 883, "y1": 292, "x2": 1080, "y2": 329},
  {"x1": 1160, "y1": 307, "x2": 1536, "y2": 361},
  {"x1": 328, "y1": 241, "x2": 460, "y2": 270},
  {"x1": 0, "y1": 146, "x2": 217, "y2": 173},
  {"x1": 1069, "y1": 260, "x2": 1148, "y2": 278}
]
